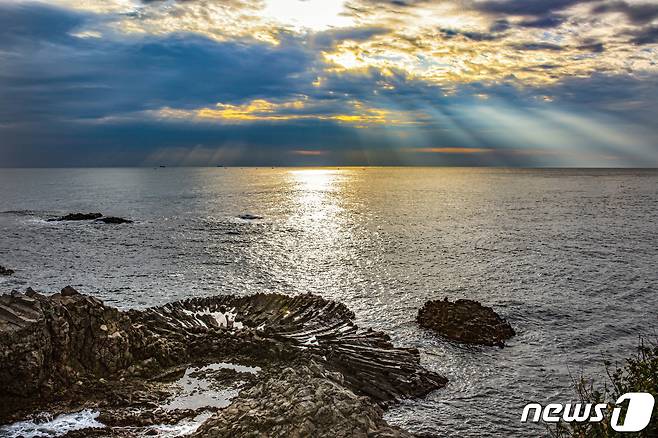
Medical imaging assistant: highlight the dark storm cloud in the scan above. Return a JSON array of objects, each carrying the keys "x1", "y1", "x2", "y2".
[
  {"x1": 592, "y1": 1, "x2": 658, "y2": 25},
  {"x1": 511, "y1": 42, "x2": 564, "y2": 51},
  {"x1": 0, "y1": 3, "x2": 315, "y2": 124},
  {"x1": 0, "y1": 1, "x2": 657, "y2": 167},
  {"x1": 578, "y1": 40, "x2": 606, "y2": 53},
  {"x1": 348, "y1": 0, "x2": 428, "y2": 7},
  {"x1": 440, "y1": 28, "x2": 502, "y2": 41},
  {"x1": 518, "y1": 14, "x2": 566, "y2": 28},
  {"x1": 502, "y1": 73, "x2": 658, "y2": 122},
  {"x1": 0, "y1": 5, "x2": 80, "y2": 46},
  {"x1": 473, "y1": 0, "x2": 597, "y2": 16},
  {"x1": 627, "y1": 26, "x2": 658, "y2": 45},
  {"x1": 310, "y1": 26, "x2": 392, "y2": 49}
]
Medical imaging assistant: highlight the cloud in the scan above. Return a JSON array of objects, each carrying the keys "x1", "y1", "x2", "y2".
[
  {"x1": 592, "y1": 1, "x2": 658, "y2": 25},
  {"x1": 310, "y1": 26, "x2": 392, "y2": 49},
  {"x1": 0, "y1": 2, "x2": 86, "y2": 45},
  {"x1": 404, "y1": 147, "x2": 494, "y2": 154},
  {"x1": 473, "y1": 0, "x2": 597, "y2": 16},
  {"x1": 290, "y1": 150, "x2": 328, "y2": 156},
  {"x1": 0, "y1": 3, "x2": 317, "y2": 125},
  {"x1": 518, "y1": 14, "x2": 566, "y2": 28},
  {"x1": 628, "y1": 25, "x2": 658, "y2": 45},
  {"x1": 512, "y1": 42, "x2": 564, "y2": 51},
  {"x1": 151, "y1": 98, "x2": 429, "y2": 127},
  {"x1": 0, "y1": 0, "x2": 657, "y2": 167}
]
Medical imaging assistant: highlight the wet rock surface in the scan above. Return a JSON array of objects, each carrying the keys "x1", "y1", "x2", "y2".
[
  {"x1": 0, "y1": 266, "x2": 14, "y2": 276},
  {"x1": 194, "y1": 362, "x2": 413, "y2": 438},
  {"x1": 47, "y1": 213, "x2": 103, "y2": 221},
  {"x1": 0, "y1": 287, "x2": 446, "y2": 436},
  {"x1": 417, "y1": 298, "x2": 515, "y2": 347},
  {"x1": 138, "y1": 293, "x2": 447, "y2": 402}
]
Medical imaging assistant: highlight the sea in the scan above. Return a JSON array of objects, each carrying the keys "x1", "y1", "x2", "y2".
[{"x1": 1, "y1": 167, "x2": 657, "y2": 437}]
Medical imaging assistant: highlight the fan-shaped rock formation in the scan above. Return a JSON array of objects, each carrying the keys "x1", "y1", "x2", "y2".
[{"x1": 0, "y1": 287, "x2": 447, "y2": 437}]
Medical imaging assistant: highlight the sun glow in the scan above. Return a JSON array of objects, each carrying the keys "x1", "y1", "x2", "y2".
[
  {"x1": 262, "y1": 0, "x2": 352, "y2": 31},
  {"x1": 153, "y1": 98, "x2": 426, "y2": 128}
]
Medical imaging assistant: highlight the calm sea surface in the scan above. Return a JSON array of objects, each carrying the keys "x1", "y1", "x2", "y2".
[{"x1": 1, "y1": 167, "x2": 657, "y2": 437}]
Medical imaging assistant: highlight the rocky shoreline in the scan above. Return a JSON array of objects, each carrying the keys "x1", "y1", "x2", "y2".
[{"x1": 0, "y1": 287, "x2": 447, "y2": 437}]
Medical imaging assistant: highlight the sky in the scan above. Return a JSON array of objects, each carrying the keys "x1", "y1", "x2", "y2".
[{"x1": 0, "y1": 0, "x2": 657, "y2": 167}]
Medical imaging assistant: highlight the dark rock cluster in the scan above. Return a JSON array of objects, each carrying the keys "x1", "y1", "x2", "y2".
[
  {"x1": 95, "y1": 217, "x2": 133, "y2": 224},
  {"x1": 0, "y1": 287, "x2": 447, "y2": 436},
  {"x1": 47, "y1": 212, "x2": 133, "y2": 224},
  {"x1": 0, "y1": 266, "x2": 13, "y2": 276},
  {"x1": 238, "y1": 214, "x2": 263, "y2": 220},
  {"x1": 417, "y1": 298, "x2": 515, "y2": 347},
  {"x1": 47, "y1": 212, "x2": 103, "y2": 221}
]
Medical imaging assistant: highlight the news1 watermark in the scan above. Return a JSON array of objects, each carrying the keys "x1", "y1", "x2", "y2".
[{"x1": 521, "y1": 393, "x2": 655, "y2": 432}]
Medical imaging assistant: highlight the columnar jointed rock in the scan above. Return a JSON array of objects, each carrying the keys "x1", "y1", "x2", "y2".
[
  {"x1": 136, "y1": 293, "x2": 447, "y2": 402},
  {"x1": 0, "y1": 287, "x2": 133, "y2": 397},
  {"x1": 194, "y1": 363, "x2": 414, "y2": 438},
  {"x1": 417, "y1": 298, "x2": 516, "y2": 347},
  {"x1": 0, "y1": 287, "x2": 447, "y2": 435},
  {"x1": 0, "y1": 266, "x2": 14, "y2": 276}
]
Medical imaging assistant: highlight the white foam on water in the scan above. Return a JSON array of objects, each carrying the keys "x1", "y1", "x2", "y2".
[
  {"x1": 0, "y1": 409, "x2": 104, "y2": 438},
  {"x1": 145, "y1": 412, "x2": 214, "y2": 437}
]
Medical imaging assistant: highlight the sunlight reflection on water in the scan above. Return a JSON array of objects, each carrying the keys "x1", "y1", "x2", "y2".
[{"x1": 1, "y1": 167, "x2": 657, "y2": 437}]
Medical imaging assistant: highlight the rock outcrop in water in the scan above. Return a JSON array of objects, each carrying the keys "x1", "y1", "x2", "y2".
[
  {"x1": 0, "y1": 287, "x2": 446, "y2": 437},
  {"x1": 417, "y1": 298, "x2": 515, "y2": 347},
  {"x1": 47, "y1": 212, "x2": 103, "y2": 221},
  {"x1": 238, "y1": 214, "x2": 263, "y2": 220},
  {"x1": 95, "y1": 217, "x2": 133, "y2": 224},
  {"x1": 47, "y1": 213, "x2": 133, "y2": 223},
  {"x1": 0, "y1": 266, "x2": 13, "y2": 276}
]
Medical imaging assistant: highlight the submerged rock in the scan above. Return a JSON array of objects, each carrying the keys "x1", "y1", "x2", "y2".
[
  {"x1": 0, "y1": 266, "x2": 14, "y2": 276},
  {"x1": 417, "y1": 298, "x2": 515, "y2": 347},
  {"x1": 47, "y1": 212, "x2": 103, "y2": 221},
  {"x1": 0, "y1": 287, "x2": 447, "y2": 436},
  {"x1": 95, "y1": 217, "x2": 133, "y2": 224}
]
